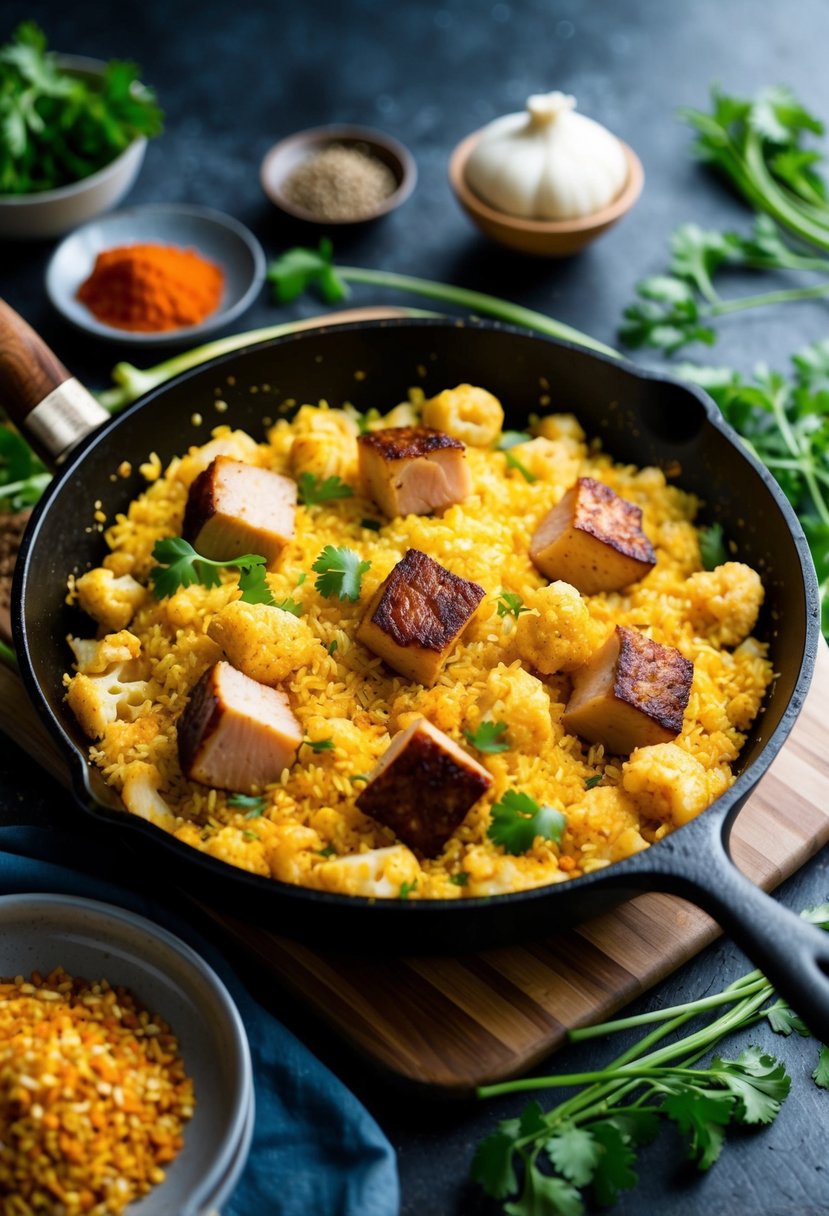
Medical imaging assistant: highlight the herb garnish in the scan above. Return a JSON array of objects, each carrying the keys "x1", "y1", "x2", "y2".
[
  {"x1": 399, "y1": 880, "x2": 418, "y2": 900},
  {"x1": 449, "y1": 872, "x2": 469, "y2": 887},
  {"x1": 584, "y1": 775, "x2": 603, "y2": 790},
  {"x1": 698, "y1": 522, "x2": 728, "y2": 570},
  {"x1": 464, "y1": 721, "x2": 510, "y2": 754},
  {"x1": 228, "y1": 793, "x2": 267, "y2": 817},
  {"x1": 496, "y1": 590, "x2": 530, "y2": 620},
  {"x1": 297, "y1": 472, "x2": 354, "y2": 506},
  {"x1": 360, "y1": 518, "x2": 382, "y2": 531},
  {"x1": 318, "y1": 846, "x2": 336, "y2": 858},
  {"x1": 150, "y1": 537, "x2": 269, "y2": 601},
  {"x1": 504, "y1": 450, "x2": 537, "y2": 483},
  {"x1": 312, "y1": 545, "x2": 371, "y2": 601},
  {"x1": 487, "y1": 791, "x2": 566, "y2": 855},
  {"x1": 237, "y1": 564, "x2": 276, "y2": 605},
  {"x1": 273, "y1": 595, "x2": 304, "y2": 617},
  {"x1": 303, "y1": 737, "x2": 335, "y2": 752}
]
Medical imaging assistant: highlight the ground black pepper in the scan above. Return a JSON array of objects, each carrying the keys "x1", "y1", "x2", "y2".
[{"x1": 282, "y1": 143, "x2": 397, "y2": 220}]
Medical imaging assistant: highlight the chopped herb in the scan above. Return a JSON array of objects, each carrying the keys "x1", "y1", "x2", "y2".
[
  {"x1": 318, "y1": 846, "x2": 336, "y2": 858},
  {"x1": 585, "y1": 774, "x2": 604, "y2": 790},
  {"x1": 488, "y1": 790, "x2": 567, "y2": 855},
  {"x1": 351, "y1": 773, "x2": 370, "y2": 784},
  {"x1": 274, "y1": 595, "x2": 304, "y2": 617},
  {"x1": 227, "y1": 793, "x2": 266, "y2": 814},
  {"x1": 304, "y1": 737, "x2": 335, "y2": 752},
  {"x1": 497, "y1": 430, "x2": 532, "y2": 450},
  {"x1": 312, "y1": 544, "x2": 371, "y2": 601},
  {"x1": 399, "y1": 880, "x2": 418, "y2": 900},
  {"x1": 357, "y1": 407, "x2": 381, "y2": 434},
  {"x1": 464, "y1": 721, "x2": 510, "y2": 754},
  {"x1": 361, "y1": 517, "x2": 382, "y2": 531},
  {"x1": 242, "y1": 830, "x2": 260, "y2": 841},
  {"x1": 449, "y1": 872, "x2": 469, "y2": 887},
  {"x1": 237, "y1": 563, "x2": 275, "y2": 605},
  {"x1": 504, "y1": 450, "x2": 537, "y2": 483},
  {"x1": 296, "y1": 571, "x2": 307, "y2": 586},
  {"x1": 297, "y1": 472, "x2": 355, "y2": 506},
  {"x1": 150, "y1": 536, "x2": 267, "y2": 599},
  {"x1": 496, "y1": 590, "x2": 530, "y2": 620},
  {"x1": 813, "y1": 1045, "x2": 829, "y2": 1088},
  {"x1": 328, "y1": 639, "x2": 338, "y2": 655},
  {"x1": 699, "y1": 522, "x2": 728, "y2": 570}
]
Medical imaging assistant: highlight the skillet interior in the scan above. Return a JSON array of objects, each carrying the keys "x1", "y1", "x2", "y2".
[{"x1": 13, "y1": 320, "x2": 819, "y2": 950}]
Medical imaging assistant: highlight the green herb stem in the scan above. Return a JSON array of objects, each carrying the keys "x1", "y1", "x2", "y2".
[
  {"x1": 711, "y1": 279, "x2": 829, "y2": 315},
  {"x1": 568, "y1": 976, "x2": 770, "y2": 1042},
  {"x1": 0, "y1": 638, "x2": 16, "y2": 667}
]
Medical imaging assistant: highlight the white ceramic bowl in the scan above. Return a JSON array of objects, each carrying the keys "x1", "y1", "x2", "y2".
[
  {"x1": 0, "y1": 893, "x2": 254, "y2": 1216},
  {"x1": 0, "y1": 56, "x2": 148, "y2": 241}
]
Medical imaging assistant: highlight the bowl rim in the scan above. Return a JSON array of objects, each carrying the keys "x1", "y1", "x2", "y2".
[
  {"x1": 260, "y1": 122, "x2": 417, "y2": 223},
  {"x1": 448, "y1": 127, "x2": 644, "y2": 234},
  {"x1": 44, "y1": 202, "x2": 267, "y2": 346},
  {"x1": 0, "y1": 890, "x2": 254, "y2": 1214},
  {"x1": 0, "y1": 54, "x2": 148, "y2": 208}
]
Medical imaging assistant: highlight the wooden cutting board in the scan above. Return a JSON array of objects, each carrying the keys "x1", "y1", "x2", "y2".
[{"x1": 2, "y1": 648, "x2": 829, "y2": 1093}]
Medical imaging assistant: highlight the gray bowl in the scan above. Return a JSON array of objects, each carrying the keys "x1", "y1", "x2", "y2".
[
  {"x1": 0, "y1": 893, "x2": 253, "y2": 1216},
  {"x1": 45, "y1": 203, "x2": 266, "y2": 346}
]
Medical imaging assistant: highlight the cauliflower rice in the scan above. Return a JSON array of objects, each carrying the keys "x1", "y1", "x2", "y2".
[{"x1": 64, "y1": 386, "x2": 772, "y2": 901}]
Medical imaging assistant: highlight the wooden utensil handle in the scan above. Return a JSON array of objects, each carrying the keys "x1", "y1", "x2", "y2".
[{"x1": 0, "y1": 298, "x2": 108, "y2": 468}]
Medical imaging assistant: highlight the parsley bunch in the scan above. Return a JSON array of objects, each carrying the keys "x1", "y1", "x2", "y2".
[
  {"x1": 0, "y1": 23, "x2": 162, "y2": 195},
  {"x1": 473, "y1": 904, "x2": 829, "y2": 1214}
]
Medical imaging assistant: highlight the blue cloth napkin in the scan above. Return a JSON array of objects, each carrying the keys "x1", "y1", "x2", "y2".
[{"x1": 0, "y1": 825, "x2": 400, "y2": 1216}]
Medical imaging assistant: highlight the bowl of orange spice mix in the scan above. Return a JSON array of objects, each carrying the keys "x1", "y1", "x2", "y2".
[
  {"x1": 0, "y1": 893, "x2": 253, "y2": 1215},
  {"x1": 45, "y1": 203, "x2": 266, "y2": 345}
]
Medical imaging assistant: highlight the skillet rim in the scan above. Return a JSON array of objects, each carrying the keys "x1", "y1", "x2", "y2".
[{"x1": 11, "y1": 316, "x2": 821, "y2": 918}]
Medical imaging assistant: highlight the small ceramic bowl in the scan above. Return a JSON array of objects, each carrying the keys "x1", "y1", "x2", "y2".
[
  {"x1": 46, "y1": 203, "x2": 266, "y2": 346},
  {"x1": 0, "y1": 892, "x2": 253, "y2": 1216},
  {"x1": 0, "y1": 56, "x2": 148, "y2": 242},
  {"x1": 261, "y1": 124, "x2": 417, "y2": 225},
  {"x1": 448, "y1": 128, "x2": 644, "y2": 257}
]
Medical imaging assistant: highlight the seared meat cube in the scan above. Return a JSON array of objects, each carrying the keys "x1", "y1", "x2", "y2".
[
  {"x1": 178, "y1": 660, "x2": 301, "y2": 793},
  {"x1": 530, "y1": 477, "x2": 656, "y2": 594},
  {"x1": 563, "y1": 626, "x2": 693, "y2": 755},
  {"x1": 183, "y1": 456, "x2": 296, "y2": 570},
  {"x1": 356, "y1": 548, "x2": 485, "y2": 685},
  {"x1": 356, "y1": 718, "x2": 492, "y2": 855},
  {"x1": 357, "y1": 426, "x2": 471, "y2": 517}
]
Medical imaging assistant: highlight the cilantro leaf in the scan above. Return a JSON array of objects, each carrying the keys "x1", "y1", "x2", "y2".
[
  {"x1": 498, "y1": 431, "x2": 532, "y2": 450},
  {"x1": 588, "y1": 1120, "x2": 638, "y2": 1206},
  {"x1": 813, "y1": 1044, "x2": 829, "y2": 1088},
  {"x1": 297, "y1": 472, "x2": 354, "y2": 506},
  {"x1": 504, "y1": 450, "x2": 537, "y2": 483},
  {"x1": 698, "y1": 522, "x2": 727, "y2": 570},
  {"x1": 267, "y1": 238, "x2": 350, "y2": 304},
  {"x1": 544, "y1": 1123, "x2": 600, "y2": 1188},
  {"x1": 312, "y1": 545, "x2": 371, "y2": 601},
  {"x1": 663, "y1": 1085, "x2": 734, "y2": 1170},
  {"x1": 471, "y1": 1124, "x2": 519, "y2": 1200},
  {"x1": 399, "y1": 880, "x2": 418, "y2": 899},
  {"x1": 304, "y1": 737, "x2": 334, "y2": 752},
  {"x1": 227, "y1": 793, "x2": 266, "y2": 816},
  {"x1": 505, "y1": 1167, "x2": 584, "y2": 1216},
  {"x1": 464, "y1": 720, "x2": 510, "y2": 754},
  {"x1": 449, "y1": 872, "x2": 469, "y2": 887},
  {"x1": 496, "y1": 590, "x2": 530, "y2": 619},
  {"x1": 488, "y1": 791, "x2": 566, "y2": 854},
  {"x1": 712, "y1": 1048, "x2": 791, "y2": 1124},
  {"x1": 237, "y1": 563, "x2": 275, "y2": 605},
  {"x1": 766, "y1": 1001, "x2": 810, "y2": 1037},
  {"x1": 149, "y1": 537, "x2": 267, "y2": 599},
  {"x1": 273, "y1": 595, "x2": 304, "y2": 617}
]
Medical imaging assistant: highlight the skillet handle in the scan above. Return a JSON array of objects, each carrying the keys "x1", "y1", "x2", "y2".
[
  {"x1": 662, "y1": 818, "x2": 829, "y2": 1042},
  {"x1": 0, "y1": 298, "x2": 108, "y2": 467}
]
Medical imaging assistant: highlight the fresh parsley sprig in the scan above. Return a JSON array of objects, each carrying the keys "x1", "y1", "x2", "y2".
[
  {"x1": 496, "y1": 590, "x2": 530, "y2": 620},
  {"x1": 487, "y1": 791, "x2": 566, "y2": 854},
  {"x1": 297, "y1": 472, "x2": 354, "y2": 506},
  {"x1": 149, "y1": 537, "x2": 272, "y2": 603},
  {"x1": 312, "y1": 545, "x2": 371, "y2": 601},
  {"x1": 464, "y1": 721, "x2": 510, "y2": 754}
]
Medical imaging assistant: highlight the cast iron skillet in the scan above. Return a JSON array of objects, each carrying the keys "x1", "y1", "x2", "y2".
[{"x1": 4, "y1": 304, "x2": 829, "y2": 1036}]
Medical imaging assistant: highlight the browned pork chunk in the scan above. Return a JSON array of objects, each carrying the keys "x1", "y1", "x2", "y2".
[
  {"x1": 183, "y1": 456, "x2": 296, "y2": 570},
  {"x1": 356, "y1": 718, "x2": 492, "y2": 855},
  {"x1": 356, "y1": 549, "x2": 485, "y2": 685},
  {"x1": 530, "y1": 477, "x2": 656, "y2": 594},
  {"x1": 563, "y1": 625, "x2": 693, "y2": 755},
  {"x1": 357, "y1": 426, "x2": 472, "y2": 517},
  {"x1": 178, "y1": 660, "x2": 302, "y2": 792}
]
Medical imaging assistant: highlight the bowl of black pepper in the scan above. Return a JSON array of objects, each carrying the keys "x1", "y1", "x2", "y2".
[{"x1": 260, "y1": 124, "x2": 417, "y2": 226}]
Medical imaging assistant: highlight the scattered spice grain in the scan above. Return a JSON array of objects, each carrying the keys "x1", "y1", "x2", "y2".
[
  {"x1": 282, "y1": 143, "x2": 397, "y2": 221},
  {"x1": 77, "y1": 243, "x2": 224, "y2": 333},
  {"x1": 0, "y1": 966, "x2": 194, "y2": 1215}
]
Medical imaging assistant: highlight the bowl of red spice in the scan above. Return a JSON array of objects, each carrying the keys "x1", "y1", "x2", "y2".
[
  {"x1": 261, "y1": 124, "x2": 416, "y2": 225},
  {"x1": 45, "y1": 203, "x2": 266, "y2": 345}
]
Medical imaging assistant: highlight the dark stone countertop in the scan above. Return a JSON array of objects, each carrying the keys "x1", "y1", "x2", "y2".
[{"x1": 3, "y1": 1, "x2": 829, "y2": 1212}]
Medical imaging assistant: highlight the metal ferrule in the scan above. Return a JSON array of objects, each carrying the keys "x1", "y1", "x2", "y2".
[{"x1": 25, "y1": 378, "x2": 110, "y2": 465}]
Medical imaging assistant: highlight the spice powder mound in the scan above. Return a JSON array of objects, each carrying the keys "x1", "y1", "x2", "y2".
[
  {"x1": 77, "y1": 243, "x2": 224, "y2": 333},
  {"x1": 0, "y1": 966, "x2": 195, "y2": 1215},
  {"x1": 282, "y1": 143, "x2": 397, "y2": 221}
]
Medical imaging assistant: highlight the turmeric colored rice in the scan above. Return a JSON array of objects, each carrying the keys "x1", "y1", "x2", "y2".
[
  {"x1": 64, "y1": 385, "x2": 773, "y2": 900},
  {"x1": 0, "y1": 967, "x2": 193, "y2": 1215}
]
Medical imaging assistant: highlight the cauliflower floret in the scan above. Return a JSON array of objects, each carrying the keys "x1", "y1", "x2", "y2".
[
  {"x1": 421, "y1": 384, "x2": 504, "y2": 447},
  {"x1": 265, "y1": 824, "x2": 324, "y2": 884},
  {"x1": 207, "y1": 601, "x2": 319, "y2": 686},
  {"x1": 464, "y1": 852, "x2": 564, "y2": 896},
  {"x1": 290, "y1": 431, "x2": 358, "y2": 484},
  {"x1": 534, "y1": 413, "x2": 586, "y2": 444},
  {"x1": 622, "y1": 742, "x2": 711, "y2": 827},
  {"x1": 121, "y1": 762, "x2": 177, "y2": 831},
  {"x1": 312, "y1": 845, "x2": 421, "y2": 898},
  {"x1": 74, "y1": 567, "x2": 146, "y2": 631},
  {"x1": 377, "y1": 401, "x2": 421, "y2": 429},
  {"x1": 567, "y1": 785, "x2": 650, "y2": 862},
  {"x1": 476, "y1": 661, "x2": 553, "y2": 752},
  {"x1": 505, "y1": 436, "x2": 581, "y2": 485},
  {"x1": 686, "y1": 562, "x2": 764, "y2": 648},
  {"x1": 66, "y1": 630, "x2": 148, "y2": 739},
  {"x1": 174, "y1": 430, "x2": 261, "y2": 488},
  {"x1": 513, "y1": 582, "x2": 596, "y2": 675},
  {"x1": 290, "y1": 404, "x2": 359, "y2": 439}
]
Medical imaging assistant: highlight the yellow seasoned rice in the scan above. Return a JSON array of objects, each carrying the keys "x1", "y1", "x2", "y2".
[{"x1": 63, "y1": 387, "x2": 773, "y2": 901}]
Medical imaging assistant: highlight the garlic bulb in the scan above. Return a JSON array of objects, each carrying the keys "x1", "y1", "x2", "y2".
[{"x1": 465, "y1": 92, "x2": 628, "y2": 221}]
